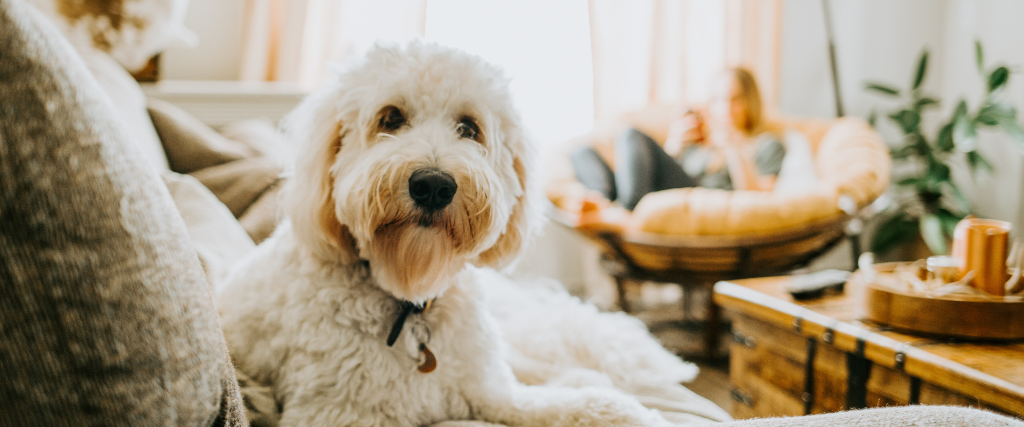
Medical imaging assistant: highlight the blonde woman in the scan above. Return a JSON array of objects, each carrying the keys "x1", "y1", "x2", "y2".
[{"x1": 572, "y1": 67, "x2": 786, "y2": 210}]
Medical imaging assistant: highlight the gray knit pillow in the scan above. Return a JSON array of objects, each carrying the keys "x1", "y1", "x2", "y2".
[{"x1": 0, "y1": 0, "x2": 246, "y2": 425}]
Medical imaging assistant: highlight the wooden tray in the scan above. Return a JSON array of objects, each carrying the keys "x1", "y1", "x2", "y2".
[{"x1": 855, "y1": 263, "x2": 1024, "y2": 340}]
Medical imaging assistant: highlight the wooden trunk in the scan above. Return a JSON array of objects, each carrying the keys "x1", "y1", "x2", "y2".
[
  {"x1": 727, "y1": 314, "x2": 1006, "y2": 419},
  {"x1": 715, "y1": 277, "x2": 1024, "y2": 420}
]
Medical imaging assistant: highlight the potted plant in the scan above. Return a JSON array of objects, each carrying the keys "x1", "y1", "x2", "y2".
[{"x1": 866, "y1": 42, "x2": 1024, "y2": 257}]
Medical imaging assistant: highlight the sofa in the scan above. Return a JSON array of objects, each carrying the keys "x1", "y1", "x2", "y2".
[{"x1": 2, "y1": 0, "x2": 1022, "y2": 426}]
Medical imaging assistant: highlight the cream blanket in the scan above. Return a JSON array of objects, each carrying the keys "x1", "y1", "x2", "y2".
[{"x1": 481, "y1": 269, "x2": 730, "y2": 425}]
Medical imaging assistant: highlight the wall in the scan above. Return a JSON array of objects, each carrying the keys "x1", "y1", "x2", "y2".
[
  {"x1": 939, "y1": 0, "x2": 1024, "y2": 229},
  {"x1": 160, "y1": 0, "x2": 246, "y2": 80},
  {"x1": 780, "y1": 0, "x2": 1024, "y2": 235},
  {"x1": 780, "y1": 0, "x2": 948, "y2": 120}
]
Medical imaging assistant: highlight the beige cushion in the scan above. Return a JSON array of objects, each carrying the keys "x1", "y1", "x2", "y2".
[
  {"x1": 163, "y1": 172, "x2": 256, "y2": 291},
  {"x1": 218, "y1": 120, "x2": 289, "y2": 243},
  {"x1": 238, "y1": 182, "x2": 284, "y2": 244},
  {"x1": 190, "y1": 157, "x2": 282, "y2": 218},
  {"x1": 714, "y1": 406, "x2": 1023, "y2": 427},
  {"x1": 426, "y1": 405, "x2": 1024, "y2": 426},
  {"x1": 221, "y1": 119, "x2": 292, "y2": 167},
  {"x1": 149, "y1": 98, "x2": 255, "y2": 174},
  {"x1": 430, "y1": 405, "x2": 1023, "y2": 426},
  {"x1": 148, "y1": 98, "x2": 284, "y2": 241},
  {"x1": 77, "y1": 42, "x2": 171, "y2": 170},
  {"x1": 0, "y1": 1, "x2": 245, "y2": 424},
  {"x1": 235, "y1": 369, "x2": 281, "y2": 427},
  {"x1": 148, "y1": 100, "x2": 286, "y2": 243}
]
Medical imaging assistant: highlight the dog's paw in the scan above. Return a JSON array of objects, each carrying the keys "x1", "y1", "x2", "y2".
[
  {"x1": 566, "y1": 387, "x2": 672, "y2": 427},
  {"x1": 544, "y1": 368, "x2": 615, "y2": 389},
  {"x1": 430, "y1": 421, "x2": 507, "y2": 427},
  {"x1": 514, "y1": 386, "x2": 673, "y2": 427}
]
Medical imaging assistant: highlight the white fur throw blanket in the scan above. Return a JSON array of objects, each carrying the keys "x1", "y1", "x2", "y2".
[{"x1": 480, "y1": 269, "x2": 731, "y2": 425}]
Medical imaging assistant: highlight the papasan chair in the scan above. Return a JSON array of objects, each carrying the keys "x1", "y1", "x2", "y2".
[{"x1": 546, "y1": 104, "x2": 891, "y2": 358}]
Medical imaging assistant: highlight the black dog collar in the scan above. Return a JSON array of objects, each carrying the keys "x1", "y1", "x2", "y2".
[{"x1": 386, "y1": 299, "x2": 433, "y2": 347}]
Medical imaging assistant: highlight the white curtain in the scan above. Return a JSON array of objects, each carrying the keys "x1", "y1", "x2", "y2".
[
  {"x1": 237, "y1": 0, "x2": 781, "y2": 130},
  {"x1": 239, "y1": 0, "x2": 426, "y2": 86},
  {"x1": 588, "y1": 0, "x2": 782, "y2": 123}
]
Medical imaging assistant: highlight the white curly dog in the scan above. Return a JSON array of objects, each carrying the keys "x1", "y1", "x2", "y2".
[{"x1": 217, "y1": 42, "x2": 675, "y2": 427}]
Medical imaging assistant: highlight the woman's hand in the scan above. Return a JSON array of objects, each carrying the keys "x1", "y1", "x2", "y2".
[
  {"x1": 718, "y1": 136, "x2": 774, "y2": 192},
  {"x1": 665, "y1": 111, "x2": 705, "y2": 157}
]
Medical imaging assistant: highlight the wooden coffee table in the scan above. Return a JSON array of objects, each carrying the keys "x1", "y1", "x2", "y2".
[{"x1": 713, "y1": 274, "x2": 1024, "y2": 419}]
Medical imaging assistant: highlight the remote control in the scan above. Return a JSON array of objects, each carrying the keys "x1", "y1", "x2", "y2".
[{"x1": 786, "y1": 269, "x2": 851, "y2": 300}]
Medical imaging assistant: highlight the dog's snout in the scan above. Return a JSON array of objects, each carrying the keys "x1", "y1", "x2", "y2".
[{"x1": 409, "y1": 169, "x2": 457, "y2": 211}]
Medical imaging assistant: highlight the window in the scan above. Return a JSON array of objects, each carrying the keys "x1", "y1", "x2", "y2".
[{"x1": 424, "y1": 0, "x2": 595, "y2": 157}]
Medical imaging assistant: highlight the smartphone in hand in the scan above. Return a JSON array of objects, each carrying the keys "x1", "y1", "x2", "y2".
[{"x1": 665, "y1": 110, "x2": 706, "y2": 157}]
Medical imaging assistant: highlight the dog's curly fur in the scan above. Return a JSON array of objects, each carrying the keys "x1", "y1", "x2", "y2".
[{"x1": 217, "y1": 42, "x2": 673, "y2": 427}]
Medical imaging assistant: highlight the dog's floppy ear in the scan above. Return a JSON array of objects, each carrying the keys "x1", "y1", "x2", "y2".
[
  {"x1": 474, "y1": 123, "x2": 541, "y2": 270},
  {"x1": 283, "y1": 88, "x2": 360, "y2": 264}
]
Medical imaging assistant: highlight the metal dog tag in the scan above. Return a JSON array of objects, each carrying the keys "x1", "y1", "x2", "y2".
[{"x1": 417, "y1": 343, "x2": 436, "y2": 374}]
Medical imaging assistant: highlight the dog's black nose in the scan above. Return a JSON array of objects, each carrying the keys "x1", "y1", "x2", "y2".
[{"x1": 409, "y1": 169, "x2": 457, "y2": 211}]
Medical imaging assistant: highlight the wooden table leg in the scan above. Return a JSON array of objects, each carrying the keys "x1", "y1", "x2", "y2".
[
  {"x1": 704, "y1": 284, "x2": 721, "y2": 359},
  {"x1": 681, "y1": 284, "x2": 691, "y2": 322},
  {"x1": 616, "y1": 277, "x2": 631, "y2": 313}
]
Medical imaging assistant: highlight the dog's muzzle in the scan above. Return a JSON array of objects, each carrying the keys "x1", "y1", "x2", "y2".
[{"x1": 409, "y1": 168, "x2": 457, "y2": 211}]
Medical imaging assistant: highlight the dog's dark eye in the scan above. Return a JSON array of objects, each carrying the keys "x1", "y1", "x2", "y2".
[
  {"x1": 378, "y1": 106, "x2": 406, "y2": 133},
  {"x1": 456, "y1": 116, "x2": 481, "y2": 142}
]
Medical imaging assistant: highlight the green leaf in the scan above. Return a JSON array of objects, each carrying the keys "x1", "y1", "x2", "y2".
[
  {"x1": 928, "y1": 161, "x2": 951, "y2": 183},
  {"x1": 967, "y1": 150, "x2": 995, "y2": 181},
  {"x1": 988, "y1": 66, "x2": 1009, "y2": 92},
  {"x1": 889, "y1": 109, "x2": 921, "y2": 134},
  {"x1": 866, "y1": 83, "x2": 900, "y2": 97},
  {"x1": 913, "y1": 50, "x2": 929, "y2": 90},
  {"x1": 896, "y1": 176, "x2": 929, "y2": 188},
  {"x1": 945, "y1": 181, "x2": 971, "y2": 213},
  {"x1": 975, "y1": 40, "x2": 985, "y2": 74},
  {"x1": 920, "y1": 213, "x2": 948, "y2": 255},
  {"x1": 979, "y1": 102, "x2": 1015, "y2": 121},
  {"x1": 936, "y1": 208, "x2": 965, "y2": 238},
  {"x1": 870, "y1": 213, "x2": 919, "y2": 255},
  {"x1": 953, "y1": 105, "x2": 977, "y2": 152},
  {"x1": 975, "y1": 112, "x2": 1000, "y2": 126},
  {"x1": 890, "y1": 144, "x2": 917, "y2": 159},
  {"x1": 914, "y1": 97, "x2": 939, "y2": 111},
  {"x1": 907, "y1": 131, "x2": 928, "y2": 147},
  {"x1": 1000, "y1": 119, "x2": 1024, "y2": 155},
  {"x1": 868, "y1": 109, "x2": 878, "y2": 127},
  {"x1": 954, "y1": 100, "x2": 968, "y2": 118},
  {"x1": 953, "y1": 116, "x2": 977, "y2": 152},
  {"x1": 936, "y1": 122, "x2": 955, "y2": 151}
]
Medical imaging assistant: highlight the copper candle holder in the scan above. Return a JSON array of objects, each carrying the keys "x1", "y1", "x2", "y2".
[{"x1": 956, "y1": 219, "x2": 1011, "y2": 296}]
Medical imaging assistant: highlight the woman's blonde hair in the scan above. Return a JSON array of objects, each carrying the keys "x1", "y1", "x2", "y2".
[{"x1": 728, "y1": 67, "x2": 764, "y2": 134}]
